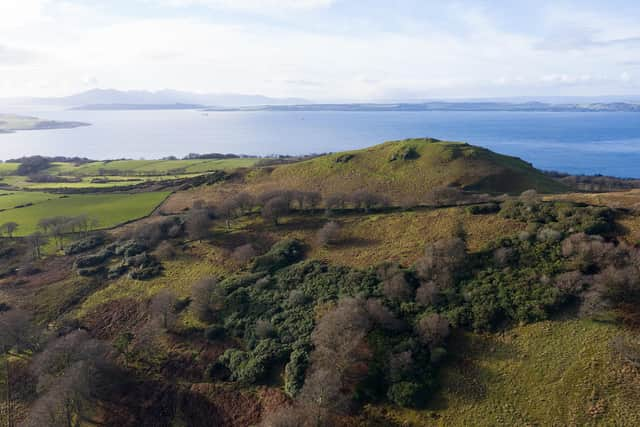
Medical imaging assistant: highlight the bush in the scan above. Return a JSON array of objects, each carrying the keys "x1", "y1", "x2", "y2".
[
  {"x1": 251, "y1": 239, "x2": 304, "y2": 274},
  {"x1": 65, "y1": 234, "x2": 105, "y2": 255},
  {"x1": 74, "y1": 249, "x2": 112, "y2": 269},
  {"x1": 467, "y1": 203, "x2": 500, "y2": 215},
  {"x1": 204, "y1": 325, "x2": 225, "y2": 341},
  {"x1": 387, "y1": 381, "x2": 424, "y2": 407},
  {"x1": 284, "y1": 347, "x2": 309, "y2": 397}
]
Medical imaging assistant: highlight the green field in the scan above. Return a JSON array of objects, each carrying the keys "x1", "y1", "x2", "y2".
[
  {"x1": 0, "y1": 191, "x2": 61, "y2": 211},
  {"x1": 0, "y1": 162, "x2": 19, "y2": 175},
  {"x1": 0, "y1": 191, "x2": 170, "y2": 235},
  {"x1": 49, "y1": 158, "x2": 258, "y2": 177}
]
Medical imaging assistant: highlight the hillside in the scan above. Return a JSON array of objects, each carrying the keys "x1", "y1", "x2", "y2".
[
  {"x1": 164, "y1": 138, "x2": 566, "y2": 212},
  {"x1": 3, "y1": 139, "x2": 640, "y2": 427},
  {"x1": 246, "y1": 138, "x2": 563, "y2": 195}
]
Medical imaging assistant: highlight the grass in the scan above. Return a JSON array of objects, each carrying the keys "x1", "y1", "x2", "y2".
[
  {"x1": 77, "y1": 242, "x2": 235, "y2": 317},
  {"x1": 0, "y1": 162, "x2": 18, "y2": 175},
  {"x1": 48, "y1": 158, "x2": 259, "y2": 177},
  {"x1": 0, "y1": 174, "x2": 199, "y2": 190},
  {"x1": 0, "y1": 191, "x2": 170, "y2": 235},
  {"x1": 246, "y1": 138, "x2": 566, "y2": 198},
  {"x1": 370, "y1": 318, "x2": 640, "y2": 426},
  {"x1": 0, "y1": 190, "x2": 61, "y2": 211}
]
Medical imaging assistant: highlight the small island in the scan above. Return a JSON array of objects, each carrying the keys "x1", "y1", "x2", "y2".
[{"x1": 0, "y1": 114, "x2": 90, "y2": 133}]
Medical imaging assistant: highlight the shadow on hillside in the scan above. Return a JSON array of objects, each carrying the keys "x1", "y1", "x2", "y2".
[{"x1": 428, "y1": 330, "x2": 518, "y2": 410}]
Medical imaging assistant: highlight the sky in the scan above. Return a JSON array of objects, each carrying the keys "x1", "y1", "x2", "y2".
[{"x1": 1, "y1": 0, "x2": 639, "y2": 101}]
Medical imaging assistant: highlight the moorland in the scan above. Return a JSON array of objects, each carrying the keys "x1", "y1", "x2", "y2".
[{"x1": 1, "y1": 138, "x2": 640, "y2": 426}]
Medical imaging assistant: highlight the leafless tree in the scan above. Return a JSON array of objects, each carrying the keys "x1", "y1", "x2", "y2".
[
  {"x1": 232, "y1": 244, "x2": 257, "y2": 264},
  {"x1": 416, "y1": 313, "x2": 450, "y2": 349},
  {"x1": 26, "y1": 232, "x2": 48, "y2": 260},
  {"x1": 190, "y1": 277, "x2": 221, "y2": 322},
  {"x1": 415, "y1": 281, "x2": 440, "y2": 306},
  {"x1": 309, "y1": 298, "x2": 371, "y2": 393},
  {"x1": 150, "y1": 290, "x2": 178, "y2": 331},
  {"x1": 415, "y1": 238, "x2": 466, "y2": 288},
  {"x1": 0, "y1": 222, "x2": 18, "y2": 239},
  {"x1": 185, "y1": 206, "x2": 211, "y2": 241},
  {"x1": 382, "y1": 273, "x2": 413, "y2": 301},
  {"x1": 315, "y1": 222, "x2": 341, "y2": 246},
  {"x1": 262, "y1": 197, "x2": 289, "y2": 225},
  {"x1": 349, "y1": 190, "x2": 389, "y2": 212},
  {"x1": 217, "y1": 198, "x2": 241, "y2": 230},
  {"x1": 324, "y1": 193, "x2": 348, "y2": 213},
  {"x1": 365, "y1": 299, "x2": 404, "y2": 331}
]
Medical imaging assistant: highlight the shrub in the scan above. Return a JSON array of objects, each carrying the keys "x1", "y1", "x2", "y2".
[
  {"x1": 251, "y1": 239, "x2": 304, "y2": 274},
  {"x1": 64, "y1": 234, "x2": 105, "y2": 255},
  {"x1": 204, "y1": 325, "x2": 225, "y2": 341},
  {"x1": 284, "y1": 347, "x2": 309, "y2": 397},
  {"x1": 467, "y1": 203, "x2": 500, "y2": 215},
  {"x1": 387, "y1": 381, "x2": 423, "y2": 407}
]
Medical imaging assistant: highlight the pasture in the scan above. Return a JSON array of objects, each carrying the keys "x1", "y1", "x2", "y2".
[{"x1": 0, "y1": 191, "x2": 170, "y2": 235}]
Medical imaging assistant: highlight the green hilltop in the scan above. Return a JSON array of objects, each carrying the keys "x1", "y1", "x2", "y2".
[{"x1": 249, "y1": 138, "x2": 567, "y2": 198}]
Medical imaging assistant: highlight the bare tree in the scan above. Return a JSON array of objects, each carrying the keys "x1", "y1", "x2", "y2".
[
  {"x1": 309, "y1": 298, "x2": 371, "y2": 392},
  {"x1": 231, "y1": 244, "x2": 257, "y2": 264},
  {"x1": 150, "y1": 290, "x2": 177, "y2": 331},
  {"x1": 190, "y1": 277, "x2": 221, "y2": 322},
  {"x1": 381, "y1": 273, "x2": 413, "y2": 301},
  {"x1": 217, "y1": 198, "x2": 241, "y2": 230},
  {"x1": 185, "y1": 206, "x2": 211, "y2": 241},
  {"x1": 416, "y1": 313, "x2": 450, "y2": 349},
  {"x1": 324, "y1": 193, "x2": 348, "y2": 213},
  {"x1": 262, "y1": 197, "x2": 290, "y2": 226},
  {"x1": 315, "y1": 222, "x2": 341, "y2": 246},
  {"x1": 349, "y1": 190, "x2": 389, "y2": 212},
  {"x1": 415, "y1": 281, "x2": 440, "y2": 306},
  {"x1": 415, "y1": 238, "x2": 466, "y2": 288},
  {"x1": 26, "y1": 232, "x2": 48, "y2": 260},
  {"x1": 0, "y1": 222, "x2": 18, "y2": 239},
  {"x1": 365, "y1": 299, "x2": 404, "y2": 331}
]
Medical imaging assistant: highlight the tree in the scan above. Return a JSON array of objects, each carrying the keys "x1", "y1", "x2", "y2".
[
  {"x1": 262, "y1": 197, "x2": 289, "y2": 225},
  {"x1": 309, "y1": 298, "x2": 371, "y2": 392},
  {"x1": 190, "y1": 277, "x2": 222, "y2": 322},
  {"x1": 415, "y1": 281, "x2": 440, "y2": 306},
  {"x1": 324, "y1": 193, "x2": 347, "y2": 213},
  {"x1": 150, "y1": 290, "x2": 178, "y2": 331},
  {"x1": 0, "y1": 309, "x2": 40, "y2": 427},
  {"x1": 26, "y1": 232, "x2": 48, "y2": 259},
  {"x1": 349, "y1": 190, "x2": 389, "y2": 212},
  {"x1": 381, "y1": 273, "x2": 413, "y2": 301},
  {"x1": 416, "y1": 314, "x2": 450, "y2": 349},
  {"x1": 217, "y1": 198, "x2": 241, "y2": 230},
  {"x1": 231, "y1": 244, "x2": 257, "y2": 264},
  {"x1": 185, "y1": 206, "x2": 211, "y2": 241},
  {"x1": 316, "y1": 221, "x2": 341, "y2": 246},
  {"x1": 0, "y1": 222, "x2": 18, "y2": 239},
  {"x1": 415, "y1": 238, "x2": 467, "y2": 288}
]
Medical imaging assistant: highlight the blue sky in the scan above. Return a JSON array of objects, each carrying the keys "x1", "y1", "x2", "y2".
[{"x1": 1, "y1": 0, "x2": 639, "y2": 100}]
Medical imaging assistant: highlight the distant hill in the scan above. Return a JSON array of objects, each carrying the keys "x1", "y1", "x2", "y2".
[
  {"x1": 206, "y1": 101, "x2": 640, "y2": 112},
  {"x1": 0, "y1": 114, "x2": 90, "y2": 133},
  {"x1": 2, "y1": 89, "x2": 310, "y2": 108},
  {"x1": 244, "y1": 138, "x2": 567, "y2": 197},
  {"x1": 72, "y1": 103, "x2": 206, "y2": 111}
]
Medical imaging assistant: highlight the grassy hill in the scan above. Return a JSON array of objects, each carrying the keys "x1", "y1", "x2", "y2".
[{"x1": 248, "y1": 138, "x2": 566, "y2": 196}]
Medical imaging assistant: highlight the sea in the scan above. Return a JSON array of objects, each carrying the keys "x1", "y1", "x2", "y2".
[{"x1": 1, "y1": 109, "x2": 640, "y2": 178}]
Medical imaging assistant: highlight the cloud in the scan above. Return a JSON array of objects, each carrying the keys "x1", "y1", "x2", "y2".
[
  {"x1": 153, "y1": 0, "x2": 336, "y2": 13},
  {"x1": 0, "y1": 45, "x2": 38, "y2": 65}
]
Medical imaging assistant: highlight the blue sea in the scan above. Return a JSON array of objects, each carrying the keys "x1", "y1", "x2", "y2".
[{"x1": 1, "y1": 109, "x2": 640, "y2": 178}]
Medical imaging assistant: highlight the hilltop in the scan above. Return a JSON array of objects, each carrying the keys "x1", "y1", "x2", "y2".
[{"x1": 165, "y1": 138, "x2": 566, "y2": 212}]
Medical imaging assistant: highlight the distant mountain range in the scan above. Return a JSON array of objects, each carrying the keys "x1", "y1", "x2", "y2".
[
  {"x1": 1, "y1": 89, "x2": 310, "y2": 108},
  {"x1": 204, "y1": 101, "x2": 640, "y2": 112},
  {"x1": 2, "y1": 89, "x2": 640, "y2": 112}
]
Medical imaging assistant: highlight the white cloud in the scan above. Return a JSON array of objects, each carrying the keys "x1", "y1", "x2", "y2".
[{"x1": 155, "y1": 0, "x2": 336, "y2": 12}]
